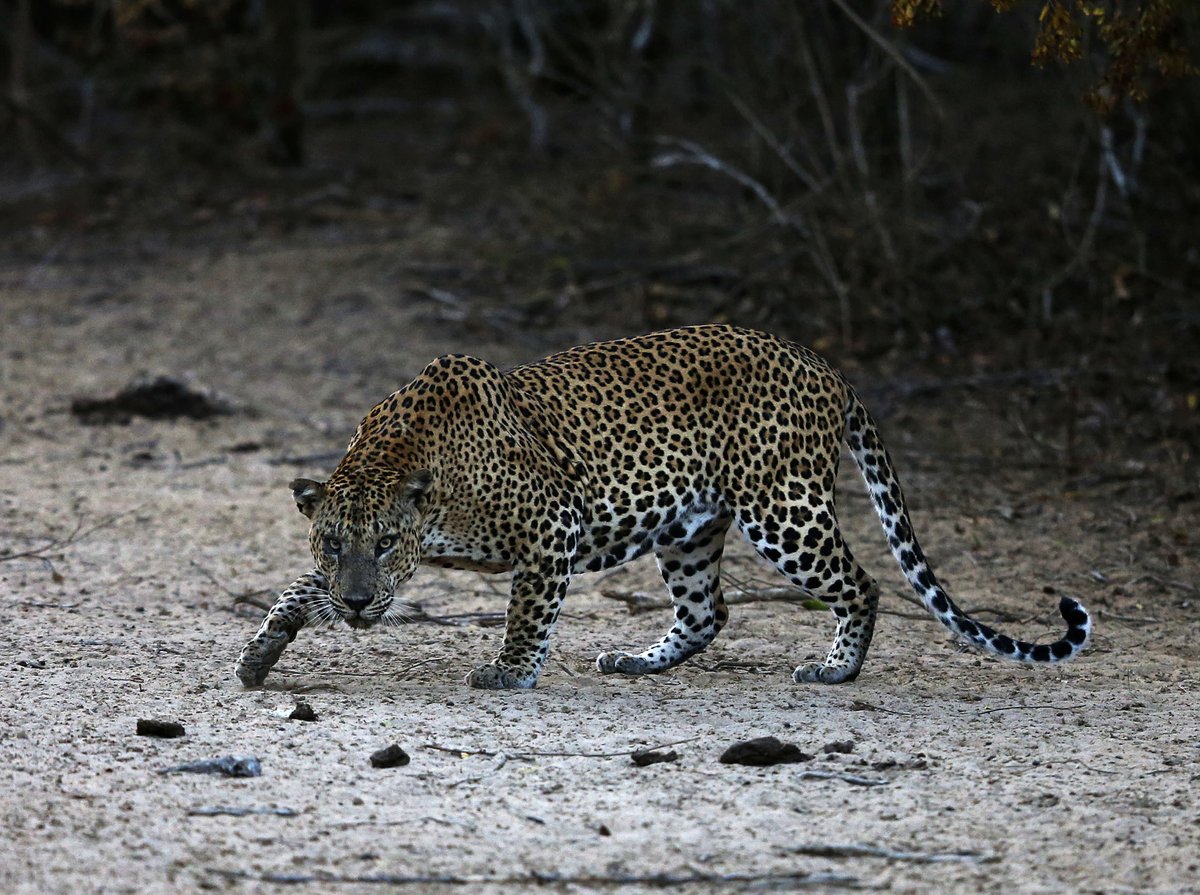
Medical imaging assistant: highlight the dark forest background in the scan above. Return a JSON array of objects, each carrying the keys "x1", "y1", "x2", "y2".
[{"x1": 2, "y1": 0, "x2": 1198, "y2": 457}]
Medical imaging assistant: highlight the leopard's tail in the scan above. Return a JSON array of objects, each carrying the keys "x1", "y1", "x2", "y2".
[{"x1": 843, "y1": 387, "x2": 1091, "y2": 664}]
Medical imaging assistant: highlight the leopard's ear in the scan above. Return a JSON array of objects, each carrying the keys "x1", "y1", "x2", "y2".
[
  {"x1": 289, "y1": 479, "x2": 326, "y2": 519},
  {"x1": 402, "y1": 469, "x2": 434, "y2": 510}
]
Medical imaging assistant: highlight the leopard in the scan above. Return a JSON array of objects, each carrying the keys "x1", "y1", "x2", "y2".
[{"x1": 234, "y1": 325, "x2": 1091, "y2": 690}]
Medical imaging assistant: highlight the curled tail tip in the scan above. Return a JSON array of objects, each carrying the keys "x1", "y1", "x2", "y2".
[
  {"x1": 1058, "y1": 596, "x2": 1092, "y2": 651},
  {"x1": 951, "y1": 594, "x2": 1091, "y2": 665},
  {"x1": 1018, "y1": 596, "x2": 1091, "y2": 664}
]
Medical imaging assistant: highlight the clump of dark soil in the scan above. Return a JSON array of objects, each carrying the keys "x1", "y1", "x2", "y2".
[
  {"x1": 288, "y1": 701, "x2": 317, "y2": 722},
  {"x1": 719, "y1": 736, "x2": 811, "y2": 766},
  {"x1": 136, "y1": 719, "x2": 185, "y2": 738},
  {"x1": 630, "y1": 747, "x2": 679, "y2": 767},
  {"x1": 71, "y1": 376, "x2": 234, "y2": 425}
]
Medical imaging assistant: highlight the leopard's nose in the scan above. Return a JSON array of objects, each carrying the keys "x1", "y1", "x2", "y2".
[{"x1": 343, "y1": 594, "x2": 371, "y2": 613}]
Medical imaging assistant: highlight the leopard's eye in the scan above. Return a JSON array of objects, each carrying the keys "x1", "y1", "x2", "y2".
[
  {"x1": 324, "y1": 536, "x2": 342, "y2": 556},
  {"x1": 376, "y1": 535, "x2": 396, "y2": 556}
]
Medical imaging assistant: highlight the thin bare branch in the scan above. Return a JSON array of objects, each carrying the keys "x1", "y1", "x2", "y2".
[
  {"x1": 1041, "y1": 131, "x2": 1111, "y2": 319},
  {"x1": 795, "y1": 13, "x2": 844, "y2": 172},
  {"x1": 827, "y1": 0, "x2": 946, "y2": 121},
  {"x1": 846, "y1": 82, "x2": 897, "y2": 263},
  {"x1": 1, "y1": 511, "x2": 130, "y2": 563},
  {"x1": 726, "y1": 90, "x2": 823, "y2": 193},
  {"x1": 651, "y1": 137, "x2": 792, "y2": 228}
]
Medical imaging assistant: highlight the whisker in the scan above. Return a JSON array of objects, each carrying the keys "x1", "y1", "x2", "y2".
[
  {"x1": 381, "y1": 601, "x2": 421, "y2": 627},
  {"x1": 305, "y1": 595, "x2": 344, "y2": 628}
]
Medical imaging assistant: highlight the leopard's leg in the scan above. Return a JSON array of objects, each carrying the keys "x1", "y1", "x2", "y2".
[
  {"x1": 596, "y1": 512, "x2": 732, "y2": 676},
  {"x1": 466, "y1": 561, "x2": 571, "y2": 690},
  {"x1": 736, "y1": 502, "x2": 880, "y2": 684},
  {"x1": 234, "y1": 570, "x2": 329, "y2": 687}
]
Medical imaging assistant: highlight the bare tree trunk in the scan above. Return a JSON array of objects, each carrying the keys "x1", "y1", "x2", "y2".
[
  {"x1": 266, "y1": 0, "x2": 304, "y2": 166},
  {"x1": 9, "y1": 0, "x2": 38, "y2": 162}
]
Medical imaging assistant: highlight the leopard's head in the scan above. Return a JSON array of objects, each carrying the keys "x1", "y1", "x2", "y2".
[{"x1": 288, "y1": 467, "x2": 432, "y2": 628}]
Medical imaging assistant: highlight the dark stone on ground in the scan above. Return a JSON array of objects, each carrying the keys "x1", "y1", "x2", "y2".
[
  {"x1": 631, "y1": 748, "x2": 679, "y2": 767},
  {"x1": 370, "y1": 745, "x2": 410, "y2": 768},
  {"x1": 719, "y1": 736, "x2": 812, "y2": 766},
  {"x1": 288, "y1": 700, "x2": 317, "y2": 722},
  {"x1": 137, "y1": 719, "x2": 186, "y2": 738}
]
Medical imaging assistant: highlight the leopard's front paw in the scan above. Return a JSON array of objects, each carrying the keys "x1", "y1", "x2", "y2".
[
  {"x1": 465, "y1": 661, "x2": 539, "y2": 690},
  {"x1": 792, "y1": 662, "x2": 860, "y2": 684},
  {"x1": 595, "y1": 650, "x2": 654, "y2": 675},
  {"x1": 235, "y1": 631, "x2": 291, "y2": 687}
]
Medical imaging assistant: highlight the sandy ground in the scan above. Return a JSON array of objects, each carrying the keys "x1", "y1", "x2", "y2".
[{"x1": 2, "y1": 236, "x2": 1198, "y2": 895}]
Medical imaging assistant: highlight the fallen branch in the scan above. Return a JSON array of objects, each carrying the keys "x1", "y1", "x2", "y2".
[
  {"x1": 267, "y1": 450, "x2": 345, "y2": 467},
  {"x1": 600, "y1": 586, "x2": 1015, "y2": 624},
  {"x1": 848, "y1": 700, "x2": 909, "y2": 716},
  {"x1": 208, "y1": 868, "x2": 860, "y2": 889},
  {"x1": 424, "y1": 736, "x2": 698, "y2": 761},
  {"x1": 188, "y1": 560, "x2": 272, "y2": 610},
  {"x1": 0, "y1": 510, "x2": 130, "y2": 563},
  {"x1": 793, "y1": 770, "x2": 889, "y2": 787},
  {"x1": 232, "y1": 592, "x2": 274, "y2": 613},
  {"x1": 1097, "y1": 609, "x2": 1160, "y2": 625},
  {"x1": 1124, "y1": 574, "x2": 1198, "y2": 596},
  {"x1": 974, "y1": 703, "x2": 1079, "y2": 717},
  {"x1": 188, "y1": 806, "x2": 297, "y2": 817},
  {"x1": 694, "y1": 660, "x2": 774, "y2": 673},
  {"x1": 273, "y1": 656, "x2": 454, "y2": 678},
  {"x1": 793, "y1": 843, "x2": 996, "y2": 864},
  {"x1": 406, "y1": 610, "x2": 506, "y2": 628},
  {"x1": 600, "y1": 587, "x2": 823, "y2": 614},
  {"x1": 445, "y1": 753, "x2": 509, "y2": 789},
  {"x1": 892, "y1": 590, "x2": 1023, "y2": 623}
]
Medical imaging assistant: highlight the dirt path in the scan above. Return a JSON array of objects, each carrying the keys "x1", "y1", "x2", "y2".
[{"x1": 1, "y1": 239, "x2": 1197, "y2": 894}]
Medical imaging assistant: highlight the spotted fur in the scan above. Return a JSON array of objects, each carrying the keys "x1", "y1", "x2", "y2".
[{"x1": 235, "y1": 325, "x2": 1091, "y2": 689}]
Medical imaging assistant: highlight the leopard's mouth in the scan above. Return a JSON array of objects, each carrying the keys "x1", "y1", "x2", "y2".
[{"x1": 344, "y1": 614, "x2": 376, "y2": 629}]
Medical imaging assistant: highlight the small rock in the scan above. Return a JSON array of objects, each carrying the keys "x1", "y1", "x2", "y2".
[
  {"x1": 369, "y1": 745, "x2": 410, "y2": 768},
  {"x1": 719, "y1": 736, "x2": 811, "y2": 766},
  {"x1": 598, "y1": 824, "x2": 611, "y2": 836},
  {"x1": 288, "y1": 701, "x2": 317, "y2": 722},
  {"x1": 137, "y1": 719, "x2": 186, "y2": 738},
  {"x1": 631, "y1": 748, "x2": 679, "y2": 767},
  {"x1": 822, "y1": 740, "x2": 855, "y2": 755},
  {"x1": 159, "y1": 755, "x2": 261, "y2": 777}
]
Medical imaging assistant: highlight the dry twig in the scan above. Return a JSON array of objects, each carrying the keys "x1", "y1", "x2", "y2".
[
  {"x1": 975, "y1": 704, "x2": 1079, "y2": 717},
  {"x1": 1, "y1": 510, "x2": 130, "y2": 564},
  {"x1": 208, "y1": 868, "x2": 860, "y2": 888},
  {"x1": 600, "y1": 586, "x2": 822, "y2": 614},
  {"x1": 651, "y1": 137, "x2": 792, "y2": 227},
  {"x1": 188, "y1": 560, "x2": 272, "y2": 610},
  {"x1": 424, "y1": 736, "x2": 698, "y2": 761},
  {"x1": 793, "y1": 842, "x2": 997, "y2": 863},
  {"x1": 794, "y1": 770, "x2": 889, "y2": 787},
  {"x1": 827, "y1": 0, "x2": 946, "y2": 121}
]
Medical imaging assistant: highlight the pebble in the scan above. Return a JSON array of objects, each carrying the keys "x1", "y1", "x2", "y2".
[
  {"x1": 369, "y1": 745, "x2": 410, "y2": 768},
  {"x1": 137, "y1": 719, "x2": 186, "y2": 738}
]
